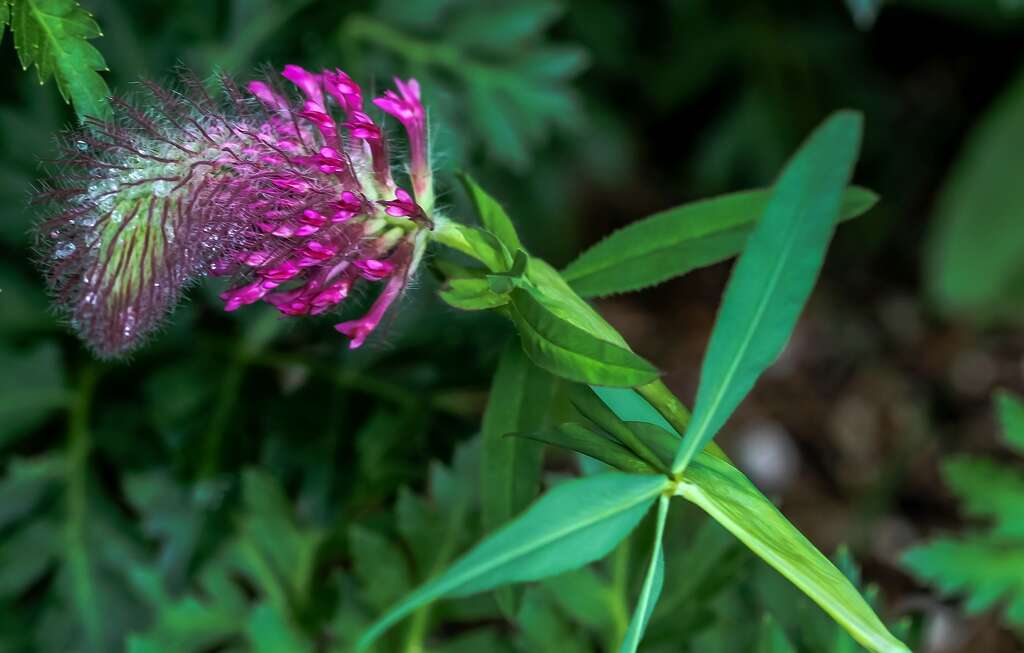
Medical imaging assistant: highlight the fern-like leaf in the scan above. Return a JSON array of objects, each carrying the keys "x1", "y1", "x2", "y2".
[
  {"x1": 903, "y1": 390, "x2": 1024, "y2": 631},
  {"x1": 10, "y1": 0, "x2": 110, "y2": 119}
]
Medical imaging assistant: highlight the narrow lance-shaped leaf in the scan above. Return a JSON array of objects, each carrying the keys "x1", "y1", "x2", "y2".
[
  {"x1": 619, "y1": 495, "x2": 669, "y2": 653},
  {"x1": 357, "y1": 472, "x2": 668, "y2": 651},
  {"x1": 563, "y1": 186, "x2": 878, "y2": 298},
  {"x1": 676, "y1": 452, "x2": 909, "y2": 653},
  {"x1": 673, "y1": 111, "x2": 864, "y2": 473},
  {"x1": 509, "y1": 423, "x2": 658, "y2": 474},
  {"x1": 509, "y1": 287, "x2": 660, "y2": 387},
  {"x1": 481, "y1": 342, "x2": 557, "y2": 614}
]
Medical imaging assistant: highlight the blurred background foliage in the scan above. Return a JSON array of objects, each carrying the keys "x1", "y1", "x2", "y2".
[{"x1": 1, "y1": 0, "x2": 1024, "y2": 651}]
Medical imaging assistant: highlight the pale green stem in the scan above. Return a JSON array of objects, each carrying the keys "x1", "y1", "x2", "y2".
[{"x1": 65, "y1": 364, "x2": 102, "y2": 652}]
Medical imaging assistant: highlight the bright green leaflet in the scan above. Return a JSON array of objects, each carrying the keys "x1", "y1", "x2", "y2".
[
  {"x1": 508, "y1": 287, "x2": 660, "y2": 387},
  {"x1": 459, "y1": 172, "x2": 523, "y2": 252},
  {"x1": 924, "y1": 67, "x2": 1024, "y2": 322},
  {"x1": 563, "y1": 186, "x2": 877, "y2": 298},
  {"x1": 996, "y1": 390, "x2": 1024, "y2": 452},
  {"x1": 619, "y1": 495, "x2": 669, "y2": 653},
  {"x1": 10, "y1": 0, "x2": 111, "y2": 120},
  {"x1": 357, "y1": 472, "x2": 667, "y2": 651},
  {"x1": 481, "y1": 343, "x2": 556, "y2": 614},
  {"x1": 672, "y1": 111, "x2": 863, "y2": 473},
  {"x1": 676, "y1": 452, "x2": 909, "y2": 653}
]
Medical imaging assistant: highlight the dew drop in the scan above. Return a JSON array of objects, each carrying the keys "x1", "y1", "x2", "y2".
[
  {"x1": 75, "y1": 140, "x2": 89, "y2": 151},
  {"x1": 55, "y1": 242, "x2": 77, "y2": 259},
  {"x1": 153, "y1": 181, "x2": 169, "y2": 197},
  {"x1": 79, "y1": 213, "x2": 99, "y2": 228}
]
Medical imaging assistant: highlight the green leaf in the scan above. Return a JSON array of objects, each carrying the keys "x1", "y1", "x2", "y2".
[
  {"x1": 449, "y1": 1, "x2": 562, "y2": 53},
  {"x1": 10, "y1": 0, "x2": 111, "y2": 120},
  {"x1": 757, "y1": 615, "x2": 799, "y2": 653},
  {"x1": 942, "y1": 456, "x2": 1024, "y2": 537},
  {"x1": 357, "y1": 472, "x2": 668, "y2": 651},
  {"x1": 676, "y1": 452, "x2": 908, "y2": 653},
  {"x1": 511, "y1": 423, "x2": 657, "y2": 474},
  {"x1": 508, "y1": 287, "x2": 660, "y2": 387},
  {"x1": 432, "y1": 220, "x2": 513, "y2": 273},
  {"x1": 996, "y1": 389, "x2": 1024, "y2": 453},
  {"x1": 562, "y1": 186, "x2": 877, "y2": 298},
  {"x1": 0, "y1": 343, "x2": 69, "y2": 448},
  {"x1": 247, "y1": 603, "x2": 314, "y2": 653},
  {"x1": 619, "y1": 495, "x2": 669, "y2": 653},
  {"x1": 624, "y1": 421, "x2": 678, "y2": 469},
  {"x1": 568, "y1": 384, "x2": 666, "y2": 471},
  {"x1": 672, "y1": 111, "x2": 863, "y2": 473},
  {"x1": 924, "y1": 66, "x2": 1024, "y2": 322},
  {"x1": 903, "y1": 535, "x2": 1024, "y2": 626},
  {"x1": 439, "y1": 278, "x2": 510, "y2": 310},
  {"x1": 488, "y1": 250, "x2": 530, "y2": 294},
  {"x1": 349, "y1": 525, "x2": 412, "y2": 612},
  {"x1": 459, "y1": 173, "x2": 522, "y2": 251},
  {"x1": 481, "y1": 343, "x2": 557, "y2": 614}
]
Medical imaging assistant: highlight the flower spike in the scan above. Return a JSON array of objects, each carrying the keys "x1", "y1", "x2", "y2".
[{"x1": 35, "y1": 66, "x2": 435, "y2": 356}]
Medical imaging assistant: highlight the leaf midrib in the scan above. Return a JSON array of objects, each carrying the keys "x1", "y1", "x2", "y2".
[{"x1": 673, "y1": 189, "x2": 812, "y2": 473}]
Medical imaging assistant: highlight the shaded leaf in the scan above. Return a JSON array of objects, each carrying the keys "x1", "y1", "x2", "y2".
[
  {"x1": 511, "y1": 423, "x2": 656, "y2": 473},
  {"x1": 0, "y1": 343, "x2": 69, "y2": 448},
  {"x1": 509, "y1": 287, "x2": 659, "y2": 387},
  {"x1": 481, "y1": 343, "x2": 556, "y2": 614},
  {"x1": 673, "y1": 111, "x2": 863, "y2": 473}
]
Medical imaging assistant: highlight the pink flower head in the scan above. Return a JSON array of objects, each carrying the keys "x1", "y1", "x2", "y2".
[
  {"x1": 354, "y1": 258, "x2": 395, "y2": 281},
  {"x1": 34, "y1": 66, "x2": 431, "y2": 356},
  {"x1": 344, "y1": 111, "x2": 381, "y2": 141},
  {"x1": 334, "y1": 266, "x2": 407, "y2": 349},
  {"x1": 374, "y1": 78, "x2": 432, "y2": 208},
  {"x1": 247, "y1": 81, "x2": 289, "y2": 113},
  {"x1": 323, "y1": 68, "x2": 363, "y2": 113},
  {"x1": 379, "y1": 188, "x2": 429, "y2": 225}
]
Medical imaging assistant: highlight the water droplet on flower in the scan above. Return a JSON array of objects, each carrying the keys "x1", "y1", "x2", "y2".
[
  {"x1": 79, "y1": 213, "x2": 99, "y2": 228},
  {"x1": 55, "y1": 242, "x2": 77, "y2": 259},
  {"x1": 110, "y1": 210, "x2": 122, "y2": 224},
  {"x1": 123, "y1": 307, "x2": 137, "y2": 338},
  {"x1": 75, "y1": 140, "x2": 89, "y2": 151}
]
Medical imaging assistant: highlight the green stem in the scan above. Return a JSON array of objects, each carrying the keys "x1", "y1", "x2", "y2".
[
  {"x1": 402, "y1": 497, "x2": 470, "y2": 653},
  {"x1": 65, "y1": 364, "x2": 102, "y2": 652},
  {"x1": 637, "y1": 380, "x2": 690, "y2": 436},
  {"x1": 607, "y1": 538, "x2": 632, "y2": 652},
  {"x1": 199, "y1": 352, "x2": 246, "y2": 478}
]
